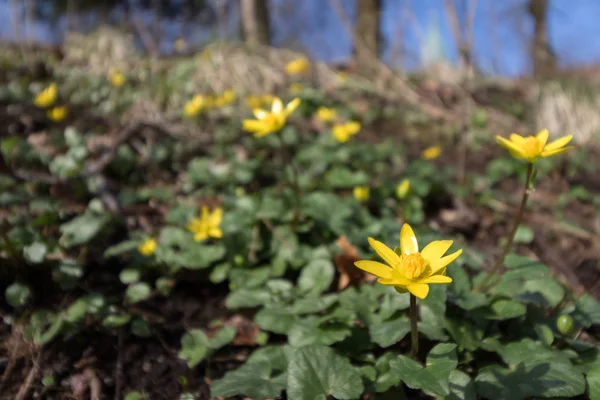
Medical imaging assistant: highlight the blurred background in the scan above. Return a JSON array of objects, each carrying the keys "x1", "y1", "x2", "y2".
[{"x1": 2, "y1": 0, "x2": 600, "y2": 77}]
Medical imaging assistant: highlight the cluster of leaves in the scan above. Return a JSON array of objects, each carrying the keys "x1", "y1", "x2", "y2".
[{"x1": 1, "y1": 56, "x2": 600, "y2": 400}]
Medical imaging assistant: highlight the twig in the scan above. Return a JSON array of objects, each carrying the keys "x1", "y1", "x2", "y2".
[
  {"x1": 84, "y1": 368, "x2": 102, "y2": 400},
  {"x1": 114, "y1": 330, "x2": 124, "y2": 400},
  {"x1": 15, "y1": 351, "x2": 41, "y2": 400}
]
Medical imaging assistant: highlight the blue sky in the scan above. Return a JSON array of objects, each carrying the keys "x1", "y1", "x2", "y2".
[{"x1": 2, "y1": 0, "x2": 600, "y2": 76}]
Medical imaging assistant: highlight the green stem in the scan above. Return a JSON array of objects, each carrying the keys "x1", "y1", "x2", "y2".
[
  {"x1": 410, "y1": 294, "x2": 419, "y2": 359},
  {"x1": 290, "y1": 162, "x2": 302, "y2": 233},
  {"x1": 474, "y1": 163, "x2": 534, "y2": 292}
]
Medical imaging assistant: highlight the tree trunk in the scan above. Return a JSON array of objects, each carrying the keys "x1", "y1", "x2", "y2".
[
  {"x1": 239, "y1": 0, "x2": 270, "y2": 47},
  {"x1": 354, "y1": 0, "x2": 382, "y2": 72},
  {"x1": 528, "y1": 0, "x2": 555, "y2": 78}
]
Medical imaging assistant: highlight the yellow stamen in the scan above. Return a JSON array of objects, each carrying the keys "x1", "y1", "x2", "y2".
[{"x1": 402, "y1": 253, "x2": 427, "y2": 279}]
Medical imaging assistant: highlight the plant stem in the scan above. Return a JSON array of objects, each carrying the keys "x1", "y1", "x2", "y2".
[
  {"x1": 290, "y1": 162, "x2": 302, "y2": 233},
  {"x1": 410, "y1": 294, "x2": 419, "y2": 359},
  {"x1": 473, "y1": 163, "x2": 534, "y2": 292}
]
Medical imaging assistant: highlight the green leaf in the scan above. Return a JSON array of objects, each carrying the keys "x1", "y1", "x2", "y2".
[
  {"x1": 481, "y1": 298, "x2": 526, "y2": 320},
  {"x1": 369, "y1": 317, "x2": 411, "y2": 348},
  {"x1": 59, "y1": 209, "x2": 110, "y2": 248},
  {"x1": 287, "y1": 345, "x2": 364, "y2": 400},
  {"x1": 178, "y1": 329, "x2": 209, "y2": 368},
  {"x1": 292, "y1": 294, "x2": 338, "y2": 314},
  {"x1": 587, "y1": 365, "x2": 600, "y2": 400},
  {"x1": 126, "y1": 283, "x2": 152, "y2": 304},
  {"x1": 297, "y1": 258, "x2": 334, "y2": 296},
  {"x1": 208, "y1": 326, "x2": 236, "y2": 349},
  {"x1": 441, "y1": 370, "x2": 476, "y2": 400},
  {"x1": 325, "y1": 167, "x2": 369, "y2": 188},
  {"x1": 211, "y1": 362, "x2": 287, "y2": 399},
  {"x1": 475, "y1": 339, "x2": 586, "y2": 399},
  {"x1": 475, "y1": 361, "x2": 585, "y2": 400},
  {"x1": 288, "y1": 316, "x2": 351, "y2": 348},
  {"x1": 255, "y1": 306, "x2": 297, "y2": 334},
  {"x1": 104, "y1": 240, "x2": 139, "y2": 258},
  {"x1": 513, "y1": 225, "x2": 534, "y2": 244},
  {"x1": 123, "y1": 392, "x2": 144, "y2": 400},
  {"x1": 131, "y1": 318, "x2": 152, "y2": 337},
  {"x1": 575, "y1": 294, "x2": 600, "y2": 328},
  {"x1": 389, "y1": 344, "x2": 457, "y2": 397},
  {"x1": 5, "y1": 282, "x2": 31, "y2": 307},
  {"x1": 102, "y1": 314, "x2": 131, "y2": 328},
  {"x1": 226, "y1": 289, "x2": 272, "y2": 309},
  {"x1": 23, "y1": 242, "x2": 47, "y2": 263},
  {"x1": 119, "y1": 269, "x2": 140, "y2": 284}
]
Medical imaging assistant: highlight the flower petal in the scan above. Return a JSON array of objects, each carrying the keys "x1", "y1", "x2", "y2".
[
  {"x1": 543, "y1": 135, "x2": 573, "y2": 152},
  {"x1": 368, "y1": 237, "x2": 402, "y2": 269},
  {"x1": 210, "y1": 208, "x2": 223, "y2": 226},
  {"x1": 400, "y1": 223, "x2": 419, "y2": 256},
  {"x1": 496, "y1": 136, "x2": 524, "y2": 158},
  {"x1": 253, "y1": 109, "x2": 268, "y2": 120},
  {"x1": 407, "y1": 283, "x2": 430, "y2": 299},
  {"x1": 194, "y1": 231, "x2": 208, "y2": 242},
  {"x1": 209, "y1": 227, "x2": 223, "y2": 238},
  {"x1": 421, "y1": 240, "x2": 453, "y2": 263},
  {"x1": 242, "y1": 119, "x2": 264, "y2": 132},
  {"x1": 429, "y1": 249, "x2": 463, "y2": 275},
  {"x1": 271, "y1": 98, "x2": 283, "y2": 114},
  {"x1": 419, "y1": 275, "x2": 453, "y2": 284},
  {"x1": 285, "y1": 98, "x2": 301, "y2": 116},
  {"x1": 541, "y1": 146, "x2": 574, "y2": 158},
  {"x1": 536, "y1": 129, "x2": 549, "y2": 147},
  {"x1": 509, "y1": 133, "x2": 525, "y2": 144},
  {"x1": 355, "y1": 260, "x2": 393, "y2": 279}
]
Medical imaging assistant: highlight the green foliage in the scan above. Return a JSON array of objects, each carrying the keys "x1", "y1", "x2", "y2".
[{"x1": 0, "y1": 55, "x2": 596, "y2": 400}]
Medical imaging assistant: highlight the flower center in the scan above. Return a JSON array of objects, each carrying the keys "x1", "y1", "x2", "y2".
[
  {"x1": 522, "y1": 136, "x2": 542, "y2": 158},
  {"x1": 402, "y1": 253, "x2": 427, "y2": 279}
]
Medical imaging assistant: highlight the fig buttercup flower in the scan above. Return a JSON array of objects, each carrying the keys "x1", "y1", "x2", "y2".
[
  {"x1": 353, "y1": 186, "x2": 370, "y2": 202},
  {"x1": 355, "y1": 223, "x2": 462, "y2": 299},
  {"x1": 110, "y1": 69, "x2": 126, "y2": 88},
  {"x1": 184, "y1": 95, "x2": 209, "y2": 117},
  {"x1": 34, "y1": 82, "x2": 57, "y2": 108},
  {"x1": 422, "y1": 145, "x2": 442, "y2": 160},
  {"x1": 47, "y1": 105, "x2": 68, "y2": 122},
  {"x1": 316, "y1": 106, "x2": 337, "y2": 123},
  {"x1": 214, "y1": 90, "x2": 237, "y2": 107},
  {"x1": 289, "y1": 83, "x2": 304, "y2": 94},
  {"x1": 332, "y1": 121, "x2": 361, "y2": 143},
  {"x1": 242, "y1": 97, "x2": 301, "y2": 138},
  {"x1": 138, "y1": 238, "x2": 157, "y2": 256},
  {"x1": 397, "y1": 179, "x2": 411, "y2": 199},
  {"x1": 187, "y1": 206, "x2": 223, "y2": 242},
  {"x1": 496, "y1": 129, "x2": 574, "y2": 163},
  {"x1": 285, "y1": 57, "x2": 310, "y2": 75}
]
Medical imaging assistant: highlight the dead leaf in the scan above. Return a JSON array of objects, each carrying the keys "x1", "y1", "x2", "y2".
[{"x1": 334, "y1": 236, "x2": 373, "y2": 290}]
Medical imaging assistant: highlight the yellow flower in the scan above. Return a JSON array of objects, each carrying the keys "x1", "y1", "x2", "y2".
[
  {"x1": 496, "y1": 129, "x2": 574, "y2": 163},
  {"x1": 332, "y1": 121, "x2": 361, "y2": 143},
  {"x1": 355, "y1": 223, "x2": 462, "y2": 299},
  {"x1": 397, "y1": 179, "x2": 411, "y2": 199},
  {"x1": 245, "y1": 95, "x2": 262, "y2": 109},
  {"x1": 184, "y1": 95, "x2": 208, "y2": 117},
  {"x1": 110, "y1": 69, "x2": 126, "y2": 88},
  {"x1": 289, "y1": 82, "x2": 304, "y2": 94},
  {"x1": 174, "y1": 38, "x2": 187, "y2": 52},
  {"x1": 46, "y1": 105, "x2": 68, "y2": 122},
  {"x1": 285, "y1": 57, "x2": 310, "y2": 75},
  {"x1": 242, "y1": 97, "x2": 301, "y2": 138},
  {"x1": 34, "y1": 82, "x2": 57, "y2": 108},
  {"x1": 316, "y1": 106, "x2": 337, "y2": 123},
  {"x1": 187, "y1": 206, "x2": 223, "y2": 242},
  {"x1": 353, "y1": 186, "x2": 370, "y2": 202},
  {"x1": 336, "y1": 71, "x2": 348, "y2": 84},
  {"x1": 215, "y1": 90, "x2": 237, "y2": 107},
  {"x1": 138, "y1": 238, "x2": 157, "y2": 256},
  {"x1": 422, "y1": 146, "x2": 442, "y2": 160}
]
